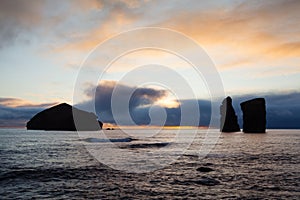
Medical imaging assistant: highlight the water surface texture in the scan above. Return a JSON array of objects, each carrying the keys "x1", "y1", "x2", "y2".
[{"x1": 0, "y1": 129, "x2": 299, "y2": 199}]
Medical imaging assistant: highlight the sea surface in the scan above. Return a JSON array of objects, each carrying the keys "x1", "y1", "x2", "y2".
[{"x1": 0, "y1": 129, "x2": 299, "y2": 199}]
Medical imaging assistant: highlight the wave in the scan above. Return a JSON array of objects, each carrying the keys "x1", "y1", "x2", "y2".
[{"x1": 0, "y1": 166, "x2": 106, "y2": 182}]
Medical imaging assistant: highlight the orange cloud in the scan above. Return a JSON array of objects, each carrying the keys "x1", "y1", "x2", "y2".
[
  {"x1": 46, "y1": 0, "x2": 299, "y2": 75},
  {"x1": 155, "y1": 1, "x2": 300, "y2": 70},
  {"x1": 51, "y1": 9, "x2": 138, "y2": 54},
  {"x1": 0, "y1": 98, "x2": 57, "y2": 108},
  {"x1": 265, "y1": 41, "x2": 300, "y2": 57}
]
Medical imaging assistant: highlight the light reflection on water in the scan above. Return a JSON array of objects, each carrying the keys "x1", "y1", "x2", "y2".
[{"x1": 0, "y1": 129, "x2": 299, "y2": 199}]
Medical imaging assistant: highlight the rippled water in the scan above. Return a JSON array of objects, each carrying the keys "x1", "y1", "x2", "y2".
[{"x1": 0, "y1": 129, "x2": 299, "y2": 199}]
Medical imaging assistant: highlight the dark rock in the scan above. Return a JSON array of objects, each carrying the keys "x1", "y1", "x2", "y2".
[
  {"x1": 194, "y1": 177, "x2": 220, "y2": 186},
  {"x1": 26, "y1": 103, "x2": 103, "y2": 131},
  {"x1": 220, "y1": 96, "x2": 240, "y2": 132},
  {"x1": 127, "y1": 142, "x2": 170, "y2": 149},
  {"x1": 240, "y1": 98, "x2": 266, "y2": 133},
  {"x1": 197, "y1": 166, "x2": 214, "y2": 172},
  {"x1": 84, "y1": 137, "x2": 132, "y2": 143}
]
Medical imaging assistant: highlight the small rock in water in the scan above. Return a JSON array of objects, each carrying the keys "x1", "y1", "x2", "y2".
[
  {"x1": 194, "y1": 177, "x2": 220, "y2": 186},
  {"x1": 128, "y1": 142, "x2": 169, "y2": 148},
  {"x1": 197, "y1": 166, "x2": 214, "y2": 172}
]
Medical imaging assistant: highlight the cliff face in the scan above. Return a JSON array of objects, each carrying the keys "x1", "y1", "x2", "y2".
[
  {"x1": 26, "y1": 103, "x2": 103, "y2": 131},
  {"x1": 220, "y1": 96, "x2": 240, "y2": 132},
  {"x1": 240, "y1": 98, "x2": 266, "y2": 133}
]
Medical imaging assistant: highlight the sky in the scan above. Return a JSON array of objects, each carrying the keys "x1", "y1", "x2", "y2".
[{"x1": 0, "y1": 0, "x2": 299, "y2": 128}]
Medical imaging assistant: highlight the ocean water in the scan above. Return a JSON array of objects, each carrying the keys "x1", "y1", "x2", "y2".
[{"x1": 0, "y1": 129, "x2": 299, "y2": 199}]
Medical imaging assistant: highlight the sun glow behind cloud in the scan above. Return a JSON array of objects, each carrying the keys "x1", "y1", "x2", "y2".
[{"x1": 155, "y1": 98, "x2": 180, "y2": 109}]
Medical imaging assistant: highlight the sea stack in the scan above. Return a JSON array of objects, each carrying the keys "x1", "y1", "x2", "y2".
[
  {"x1": 220, "y1": 96, "x2": 240, "y2": 132},
  {"x1": 240, "y1": 98, "x2": 266, "y2": 133},
  {"x1": 27, "y1": 103, "x2": 103, "y2": 131}
]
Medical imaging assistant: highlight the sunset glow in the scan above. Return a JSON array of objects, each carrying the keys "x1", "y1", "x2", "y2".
[{"x1": 0, "y1": 0, "x2": 299, "y2": 128}]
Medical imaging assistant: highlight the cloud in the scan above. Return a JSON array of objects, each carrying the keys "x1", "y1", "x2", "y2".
[
  {"x1": 84, "y1": 80, "x2": 168, "y2": 107},
  {"x1": 155, "y1": 0, "x2": 300, "y2": 69},
  {"x1": 0, "y1": 0, "x2": 46, "y2": 48},
  {"x1": 1, "y1": 90, "x2": 300, "y2": 128},
  {"x1": 2, "y1": 0, "x2": 299, "y2": 55},
  {"x1": 129, "y1": 100, "x2": 210, "y2": 126},
  {"x1": 0, "y1": 97, "x2": 56, "y2": 108},
  {"x1": 251, "y1": 64, "x2": 300, "y2": 78},
  {"x1": 3, "y1": 0, "x2": 298, "y2": 76},
  {"x1": 231, "y1": 92, "x2": 300, "y2": 129},
  {"x1": 76, "y1": 81, "x2": 211, "y2": 126},
  {"x1": 0, "y1": 98, "x2": 57, "y2": 127},
  {"x1": 49, "y1": 0, "x2": 149, "y2": 54},
  {"x1": 0, "y1": 0, "x2": 143, "y2": 49},
  {"x1": 77, "y1": 83, "x2": 300, "y2": 128},
  {"x1": 44, "y1": 0, "x2": 300, "y2": 79},
  {"x1": 76, "y1": 80, "x2": 170, "y2": 124},
  {"x1": 71, "y1": 0, "x2": 147, "y2": 10},
  {"x1": 266, "y1": 41, "x2": 300, "y2": 57}
]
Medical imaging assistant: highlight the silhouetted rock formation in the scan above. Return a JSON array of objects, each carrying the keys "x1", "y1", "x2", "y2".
[
  {"x1": 27, "y1": 103, "x2": 103, "y2": 131},
  {"x1": 220, "y1": 96, "x2": 240, "y2": 132},
  {"x1": 240, "y1": 98, "x2": 266, "y2": 133}
]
